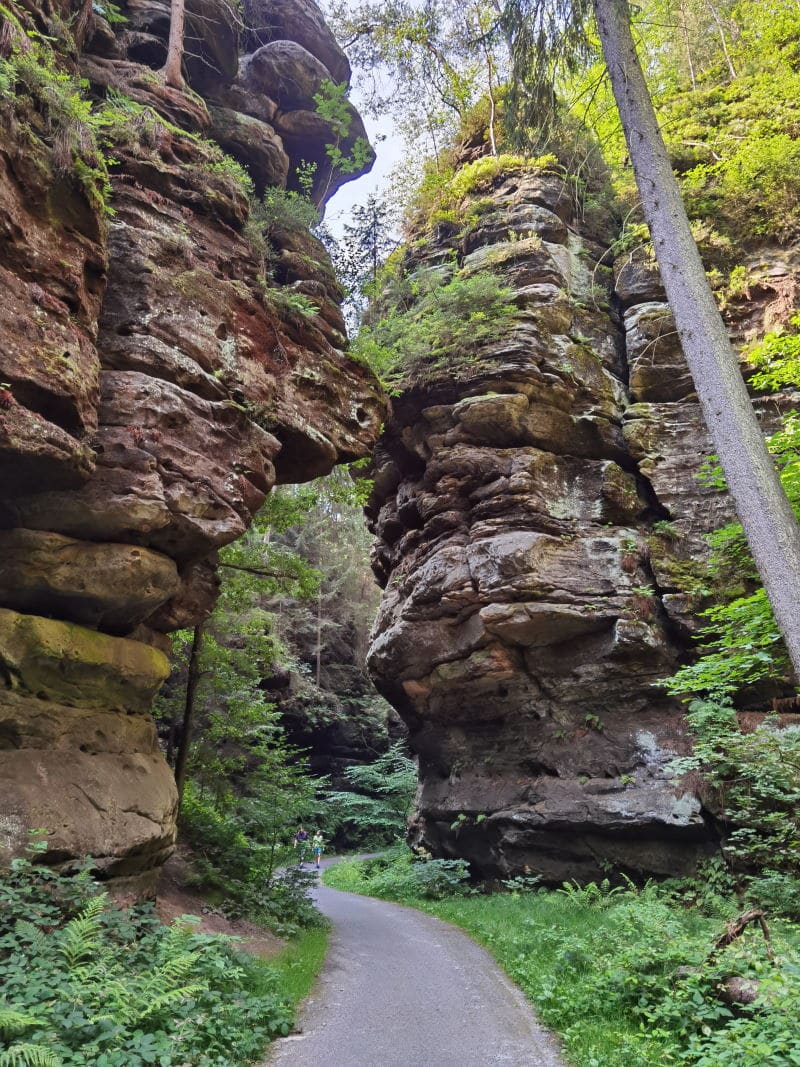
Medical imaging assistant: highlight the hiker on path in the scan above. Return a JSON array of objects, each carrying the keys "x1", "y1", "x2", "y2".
[
  {"x1": 294, "y1": 825, "x2": 309, "y2": 863},
  {"x1": 312, "y1": 831, "x2": 324, "y2": 870}
]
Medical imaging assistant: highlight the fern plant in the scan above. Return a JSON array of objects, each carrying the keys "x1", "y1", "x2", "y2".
[
  {"x1": 0, "y1": 1009, "x2": 59, "y2": 1067},
  {"x1": 0, "y1": 848, "x2": 294, "y2": 1065},
  {"x1": 0, "y1": 1046, "x2": 61, "y2": 1067}
]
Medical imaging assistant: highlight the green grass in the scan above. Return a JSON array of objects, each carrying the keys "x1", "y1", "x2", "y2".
[
  {"x1": 268, "y1": 925, "x2": 329, "y2": 1008},
  {"x1": 325, "y1": 855, "x2": 800, "y2": 1067}
]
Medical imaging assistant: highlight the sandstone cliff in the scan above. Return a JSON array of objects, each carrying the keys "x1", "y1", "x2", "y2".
[
  {"x1": 0, "y1": 0, "x2": 383, "y2": 893},
  {"x1": 366, "y1": 160, "x2": 798, "y2": 882}
]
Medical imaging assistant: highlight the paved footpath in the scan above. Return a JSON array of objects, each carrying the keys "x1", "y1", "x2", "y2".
[{"x1": 268, "y1": 861, "x2": 565, "y2": 1067}]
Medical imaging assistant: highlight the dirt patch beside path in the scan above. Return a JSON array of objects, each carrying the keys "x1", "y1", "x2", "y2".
[{"x1": 156, "y1": 849, "x2": 285, "y2": 959}]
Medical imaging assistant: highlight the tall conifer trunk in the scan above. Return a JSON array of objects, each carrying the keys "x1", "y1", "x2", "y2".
[
  {"x1": 174, "y1": 621, "x2": 204, "y2": 812},
  {"x1": 594, "y1": 0, "x2": 800, "y2": 677}
]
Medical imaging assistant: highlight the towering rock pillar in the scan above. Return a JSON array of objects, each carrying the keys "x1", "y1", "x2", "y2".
[
  {"x1": 0, "y1": 0, "x2": 383, "y2": 893},
  {"x1": 366, "y1": 164, "x2": 720, "y2": 881}
]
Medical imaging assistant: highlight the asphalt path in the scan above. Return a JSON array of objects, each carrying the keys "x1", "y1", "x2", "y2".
[{"x1": 268, "y1": 859, "x2": 565, "y2": 1067}]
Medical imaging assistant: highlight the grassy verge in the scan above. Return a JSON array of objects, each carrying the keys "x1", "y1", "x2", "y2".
[
  {"x1": 324, "y1": 852, "x2": 800, "y2": 1067},
  {"x1": 268, "y1": 925, "x2": 329, "y2": 1009}
]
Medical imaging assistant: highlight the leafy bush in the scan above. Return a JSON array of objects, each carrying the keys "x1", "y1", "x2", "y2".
[
  {"x1": 745, "y1": 870, "x2": 800, "y2": 920},
  {"x1": 254, "y1": 187, "x2": 320, "y2": 233},
  {"x1": 670, "y1": 697, "x2": 800, "y2": 878},
  {"x1": 0, "y1": 845, "x2": 296, "y2": 1066},
  {"x1": 351, "y1": 268, "x2": 520, "y2": 388},
  {"x1": 180, "y1": 783, "x2": 322, "y2": 936},
  {"x1": 327, "y1": 846, "x2": 470, "y2": 900}
]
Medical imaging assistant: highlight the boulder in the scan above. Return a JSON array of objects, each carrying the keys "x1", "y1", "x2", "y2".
[
  {"x1": 208, "y1": 106, "x2": 290, "y2": 193},
  {"x1": 242, "y1": 0, "x2": 351, "y2": 82},
  {"x1": 244, "y1": 40, "x2": 331, "y2": 110}
]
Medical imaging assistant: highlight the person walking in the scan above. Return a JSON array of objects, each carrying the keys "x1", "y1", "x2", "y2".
[
  {"x1": 294, "y1": 825, "x2": 309, "y2": 864},
  {"x1": 312, "y1": 831, "x2": 324, "y2": 870}
]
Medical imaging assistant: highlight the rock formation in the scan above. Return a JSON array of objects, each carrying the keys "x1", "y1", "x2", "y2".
[
  {"x1": 366, "y1": 163, "x2": 798, "y2": 882},
  {"x1": 0, "y1": 0, "x2": 383, "y2": 893}
]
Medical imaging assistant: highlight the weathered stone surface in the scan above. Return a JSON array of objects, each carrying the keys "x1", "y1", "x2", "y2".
[
  {"x1": 0, "y1": 101, "x2": 105, "y2": 496},
  {"x1": 614, "y1": 250, "x2": 664, "y2": 308},
  {"x1": 369, "y1": 154, "x2": 800, "y2": 882},
  {"x1": 0, "y1": 608, "x2": 170, "y2": 712},
  {"x1": 367, "y1": 162, "x2": 722, "y2": 882},
  {"x1": 0, "y1": 530, "x2": 179, "y2": 632},
  {"x1": 122, "y1": 0, "x2": 240, "y2": 91},
  {"x1": 272, "y1": 101, "x2": 375, "y2": 204},
  {"x1": 208, "y1": 105, "x2": 290, "y2": 193},
  {"x1": 0, "y1": 0, "x2": 383, "y2": 893},
  {"x1": 0, "y1": 688, "x2": 176, "y2": 895},
  {"x1": 624, "y1": 302, "x2": 695, "y2": 402},
  {"x1": 242, "y1": 0, "x2": 351, "y2": 82},
  {"x1": 245, "y1": 40, "x2": 330, "y2": 109}
]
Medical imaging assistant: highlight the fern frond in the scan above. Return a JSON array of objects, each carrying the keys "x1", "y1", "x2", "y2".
[
  {"x1": 136, "y1": 984, "x2": 203, "y2": 1021},
  {"x1": 0, "y1": 1044, "x2": 61, "y2": 1067},
  {"x1": 0, "y1": 1008, "x2": 42, "y2": 1039},
  {"x1": 12, "y1": 921, "x2": 46, "y2": 952},
  {"x1": 149, "y1": 953, "x2": 196, "y2": 987},
  {"x1": 58, "y1": 894, "x2": 107, "y2": 968}
]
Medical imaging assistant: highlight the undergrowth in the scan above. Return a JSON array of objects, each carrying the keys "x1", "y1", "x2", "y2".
[
  {"x1": 326, "y1": 851, "x2": 800, "y2": 1067},
  {"x1": 0, "y1": 840, "x2": 325, "y2": 1066},
  {"x1": 350, "y1": 267, "x2": 521, "y2": 389}
]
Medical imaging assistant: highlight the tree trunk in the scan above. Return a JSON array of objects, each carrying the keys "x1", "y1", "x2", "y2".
[
  {"x1": 678, "y1": 1, "x2": 697, "y2": 91},
  {"x1": 594, "y1": 0, "x2": 800, "y2": 679},
  {"x1": 315, "y1": 589, "x2": 322, "y2": 687},
  {"x1": 173, "y1": 621, "x2": 205, "y2": 812},
  {"x1": 706, "y1": 0, "x2": 738, "y2": 80},
  {"x1": 162, "y1": 0, "x2": 186, "y2": 89}
]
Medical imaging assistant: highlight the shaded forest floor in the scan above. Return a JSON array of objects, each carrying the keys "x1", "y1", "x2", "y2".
[{"x1": 156, "y1": 847, "x2": 286, "y2": 958}]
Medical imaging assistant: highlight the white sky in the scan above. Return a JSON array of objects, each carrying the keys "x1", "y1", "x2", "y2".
[
  {"x1": 318, "y1": 0, "x2": 407, "y2": 239},
  {"x1": 323, "y1": 91, "x2": 405, "y2": 238}
]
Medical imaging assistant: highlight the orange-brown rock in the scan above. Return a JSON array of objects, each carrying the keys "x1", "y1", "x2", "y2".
[{"x1": 0, "y1": 0, "x2": 384, "y2": 893}]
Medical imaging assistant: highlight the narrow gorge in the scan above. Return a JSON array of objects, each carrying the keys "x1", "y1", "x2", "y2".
[{"x1": 1, "y1": 0, "x2": 798, "y2": 894}]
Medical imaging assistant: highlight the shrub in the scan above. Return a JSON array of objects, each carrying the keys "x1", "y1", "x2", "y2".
[
  {"x1": 408, "y1": 152, "x2": 559, "y2": 230},
  {"x1": 351, "y1": 268, "x2": 521, "y2": 388},
  {"x1": 0, "y1": 844, "x2": 294, "y2": 1066},
  {"x1": 255, "y1": 187, "x2": 320, "y2": 233},
  {"x1": 327, "y1": 846, "x2": 469, "y2": 901},
  {"x1": 180, "y1": 783, "x2": 321, "y2": 936},
  {"x1": 670, "y1": 697, "x2": 800, "y2": 877}
]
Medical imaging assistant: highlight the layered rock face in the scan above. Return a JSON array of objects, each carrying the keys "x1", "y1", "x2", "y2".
[
  {"x1": 0, "y1": 0, "x2": 382, "y2": 892},
  {"x1": 367, "y1": 166, "x2": 797, "y2": 882}
]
